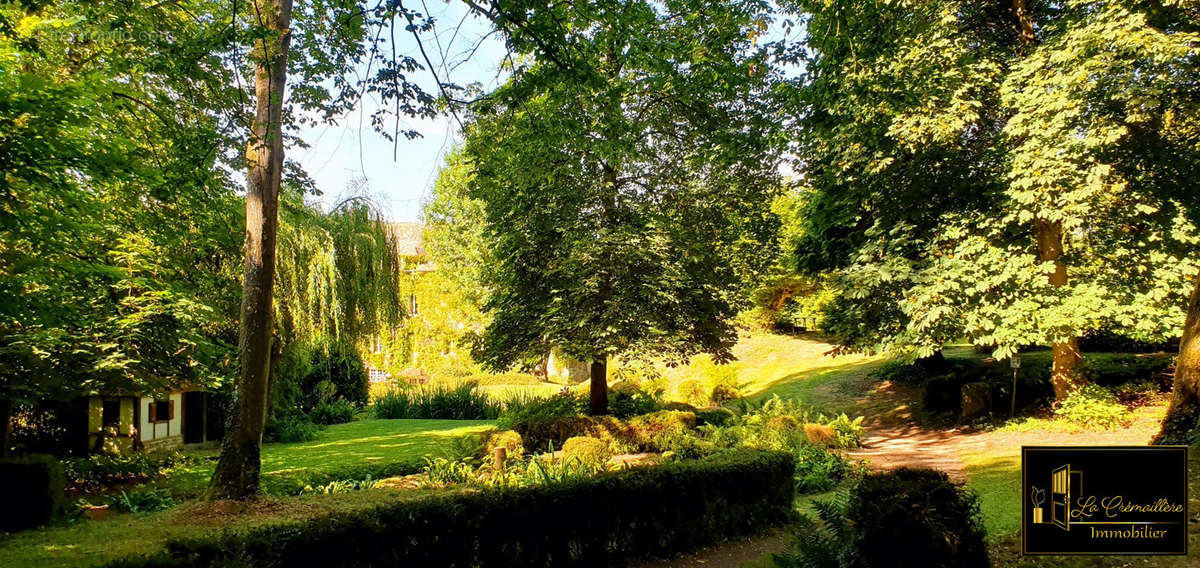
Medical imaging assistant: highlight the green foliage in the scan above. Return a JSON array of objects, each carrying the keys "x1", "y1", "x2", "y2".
[
  {"x1": 561, "y1": 437, "x2": 613, "y2": 468},
  {"x1": 463, "y1": 0, "x2": 783, "y2": 377},
  {"x1": 495, "y1": 392, "x2": 586, "y2": 432},
  {"x1": 63, "y1": 452, "x2": 197, "y2": 490},
  {"x1": 793, "y1": 444, "x2": 853, "y2": 495},
  {"x1": 370, "y1": 383, "x2": 502, "y2": 420},
  {"x1": 0, "y1": 454, "x2": 65, "y2": 531},
  {"x1": 786, "y1": 0, "x2": 1200, "y2": 361},
  {"x1": 109, "y1": 488, "x2": 176, "y2": 514},
  {"x1": 778, "y1": 468, "x2": 989, "y2": 568},
  {"x1": 264, "y1": 415, "x2": 321, "y2": 444},
  {"x1": 298, "y1": 477, "x2": 377, "y2": 496},
  {"x1": 483, "y1": 430, "x2": 525, "y2": 461},
  {"x1": 423, "y1": 456, "x2": 476, "y2": 485},
  {"x1": 107, "y1": 450, "x2": 795, "y2": 568},
  {"x1": 1054, "y1": 385, "x2": 1132, "y2": 429},
  {"x1": 309, "y1": 400, "x2": 356, "y2": 426},
  {"x1": 824, "y1": 414, "x2": 866, "y2": 449}
]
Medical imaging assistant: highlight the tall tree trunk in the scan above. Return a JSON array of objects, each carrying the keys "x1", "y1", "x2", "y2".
[
  {"x1": 589, "y1": 359, "x2": 608, "y2": 416},
  {"x1": 207, "y1": 0, "x2": 293, "y2": 501},
  {"x1": 1157, "y1": 269, "x2": 1200, "y2": 443},
  {"x1": 1014, "y1": 1, "x2": 1082, "y2": 402},
  {"x1": 1036, "y1": 219, "x2": 1083, "y2": 401}
]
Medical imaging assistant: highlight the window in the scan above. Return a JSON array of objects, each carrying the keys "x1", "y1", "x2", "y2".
[
  {"x1": 150, "y1": 399, "x2": 171, "y2": 423},
  {"x1": 102, "y1": 400, "x2": 120, "y2": 428}
]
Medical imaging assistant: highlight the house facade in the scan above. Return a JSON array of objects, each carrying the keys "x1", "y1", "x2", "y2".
[{"x1": 85, "y1": 389, "x2": 215, "y2": 454}]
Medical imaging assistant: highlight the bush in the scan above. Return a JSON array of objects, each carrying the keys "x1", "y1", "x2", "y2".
[
  {"x1": 628, "y1": 410, "x2": 696, "y2": 452},
  {"x1": 793, "y1": 444, "x2": 854, "y2": 494},
  {"x1": 109, "y1": 449, "x2": 795, "y2": 568},
  {"x1": 824, "y1": 414, "x2": 865, "y2": 449},
  {"x1": 63, "y1": 452, "x2": 196, "y2": 490},
  {"x1": 484, "y1": 429, "x2": 525, "y2": 460},
  {"x1": 802, "y1": 423, "x2": 836, "y2": 447},
  {"x1": 310, "y1": 400, "x2": 356, "y2": 425},
  {"x1": 372, "y1": 382, "x2": 502, "y2": 420},
  {"x1": 607, "y1": 390, "x2": 663, "y2": 419},
  {"x1": 0, "y1": 454, "x2": 65, "y2": 531},
  {"x1": 675, "y1": 379, "x2": 710, "y2": 408},
  {"x1": 264, "y1": 414, "x2": 321, "y2": 443},
  {"x1": 1054, "y1": 384, "x2": 1131, "y2": 429},
  {"x1": 562, "y1": 437, "x2": 613, "y2": 467},
  {"x1": 110, "y1": 488, "x2": 176, "y2": 513},
  {"x1": 778, "y1": 468, "x2": 988, "y2": 568},
  {"x1": 695, "y1": 408, "x2": 736, "y2": 427},
  {"x1": 301, "y1": 348, "x2": 369, "y2": 409},
  {"x1": 496, "y1": 392, "x2": 584, "y2": 430}
]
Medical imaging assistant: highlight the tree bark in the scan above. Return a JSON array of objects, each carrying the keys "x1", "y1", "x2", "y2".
[
  {"x1": 589, "y1": 359, "x2": 608, "y2": 416},
  {"x1": 1156, "y1": 269, "x2": 1200, "y2": 443},
  {"x1": 1035, "y1": 219, "x2": 1083, "y2": 401},
  {"x1": 207, "y1": 0, "x2": 293, "y2": 501}
]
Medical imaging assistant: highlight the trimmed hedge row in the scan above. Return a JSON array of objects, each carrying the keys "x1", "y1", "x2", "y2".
[
  {"x1": 108, "y1": 449, "x2": 795, "y2": 568},
  {"x1": 0, "y1": 454, "x2": 65, "y2": 532}
]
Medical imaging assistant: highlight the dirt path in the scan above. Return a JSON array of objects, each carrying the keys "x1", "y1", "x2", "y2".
[{"x1": 844, "y1": 382, "x2": 1165, "y2": 481}]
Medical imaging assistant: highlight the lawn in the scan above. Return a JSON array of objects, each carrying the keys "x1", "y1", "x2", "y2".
[
  {"x1": 151, "y1": 418, "x2": 493, "y2": 497},
  {"x1": 2, "y1": 419, "x2": 492, "y2": 568}
]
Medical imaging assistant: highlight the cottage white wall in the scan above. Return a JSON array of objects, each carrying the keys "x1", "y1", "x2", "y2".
[{"x1": 138, "y1": 392, "x2": 182, "y2": 442}]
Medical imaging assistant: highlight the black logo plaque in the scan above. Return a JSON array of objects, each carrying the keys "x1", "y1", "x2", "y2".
[{"x1": 1022, "y1": 446, "x2": 1188, "y2": 555}]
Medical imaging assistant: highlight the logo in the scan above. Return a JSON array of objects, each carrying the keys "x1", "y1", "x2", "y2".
[{"x1": 1022, "y1": 446, "x2": 1188, "y2": 555}]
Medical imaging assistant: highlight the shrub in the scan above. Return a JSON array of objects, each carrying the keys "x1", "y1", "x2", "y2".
[
  {"x1": 264, "y1": 414, "x2": 320, "y2": 443},
  {"x1": 675, "y1": 379, "x2": 709, "y2": 408},
  {"x1": 110, "y1": 488, "x2": 176, "y2": 513},
  {"x1": 562, "y1": 437, "x2": 613, "y2": 467},
  {"x1": 484, "y1": 429, "x2": 525, "y2": 460},
  {"x1": 607, "y1": 390, "x2": 663, "y2": 419},
  {"x1": 0, "y1": 454, "x2": 65, "y2": 531},
  {"x1": 1054, "y1": 384, "x2": 1131, "y2": 429},
  {"x1": 496, "y1": 392, "x2": 584, "y2": 430},
  {"x1": 802, "y1": 423, "x2": 836, "y2": 447},
  {"x1": 823, "y1": 414, "x2": 865, "y2": 449},
  {"x1": 310, "y1": 399, "x2": 356, "y2": 425},
  {"x1": 778, "y1": 468, "x2": 988, "y2": 568},
  {"x1": 793, "y1": 444, "x2": 854, "y2": 494},
  {"x1": 301, "y1": 348, "x2": 369, "y2": 409},
  {"x1": 109, "y1": 449, "x2": 795, "y2": 568},
  {"x1": 372, "y1": 382, "x2": 502, "y2": 420},
  {"x1": 628, "y1": 410, "x2": 696, "y2": 451},
  {"x1": 1081, "y1": 353, "x2": 1174, "y2": 387},
  {"x1": 423, "y1": 456, "x2": 474, "y2": 484},
  {"x1": 63, "y1": 452, "x2": 196, "y2": 490},
  {"x1": 695, "y1": 408, "x2": 736, "y2": 427},
  {"x1": 265, "y1": 461, "x2": 426, "y2": 496},
  {"x1": 299, "y1": 477, "x2": 377, "y2": 495}
]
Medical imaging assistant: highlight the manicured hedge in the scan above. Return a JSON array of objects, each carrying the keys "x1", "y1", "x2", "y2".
[
  {"x1": 0, "y1": 454, "x2": 65, "y2": 532},
  {"x1": 107, "y1": 449, "x2": 795, "y2": 568}
]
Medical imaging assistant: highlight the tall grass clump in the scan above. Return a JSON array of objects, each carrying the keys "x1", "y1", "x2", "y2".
[{"x1": 372, "y1": 383, "x2": 502, "y2": 419}]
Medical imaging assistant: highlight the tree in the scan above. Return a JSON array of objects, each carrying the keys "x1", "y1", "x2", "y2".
[
  {"x1": 462, "y1": 0, "x2": 782, "y2": 415},
  {"x1": 785, "y1": 0, "x2": 1200, "y2": 402},
  {"x1": 209, "y1": 0, "x2": 440, "y2": 498},
  {"x1": 0, "y1": 0, "x2": 246, "y2": 456}
]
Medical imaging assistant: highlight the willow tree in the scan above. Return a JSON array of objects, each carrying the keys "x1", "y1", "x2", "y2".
[
  {"x1": 787, "y1": 0, "x2": 1200, "y2": 402},
  {"x1": 463, "y1": 0, "x2": 782, "y2": 415}
]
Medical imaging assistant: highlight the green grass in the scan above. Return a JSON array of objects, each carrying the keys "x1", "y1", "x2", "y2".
[
  {"x1": 1, "y1": 419, "x2": 492, "y2": 568},
  {"x1": 146, "y1": 418, "x2": 494, "y2": 497},
  {"x1": 0, "y1": 488, "x2": 455, "y2": 568}
]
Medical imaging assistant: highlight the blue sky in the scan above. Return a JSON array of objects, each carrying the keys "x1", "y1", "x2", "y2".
[{"x1": 290, "y1": 3, "x2": 508, "y2": 222}]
